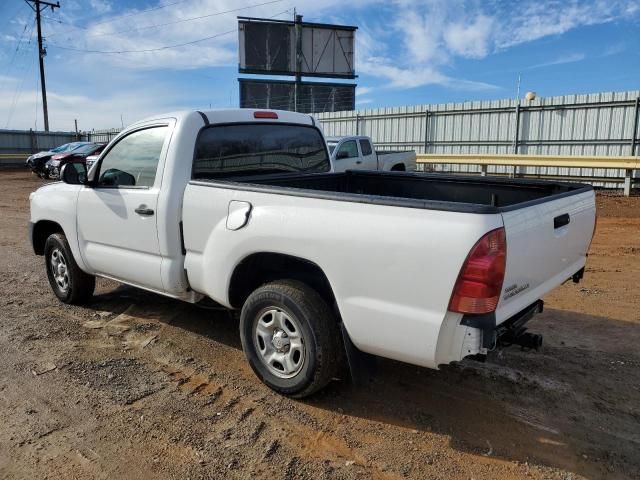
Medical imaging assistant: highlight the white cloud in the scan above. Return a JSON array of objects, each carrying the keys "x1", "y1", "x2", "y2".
[
  {"x1": 529, "y1": 52, "x2": 586, "y2": 69},
  {"x1": 89, "y1": 0, "x2": 113, "y2": 15},
  {"x1": 494, "y1": 0, "x2": 639, "y2": 48},
  {"x1": 0, "y1": 80, "x2": 185, "y2": 130},
  {"x1": 355, "y1": 0, "x2": 639, "y2": 89},
  {"x1": 444, "y1": 15, "x2": 493, "y2": 58},
  {"x1": 356, "y1": 86, "x2": 374, "y2": 96}
]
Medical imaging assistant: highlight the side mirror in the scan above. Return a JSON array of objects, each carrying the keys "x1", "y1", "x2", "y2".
[
  {"x1": 101, "y1": 168, "x2": 136, "y2": 186},
  {"x1": 60, "y1": 162, "x2": 87, "y2": 185},
  {"x1": 336, "y1": 151, "x2": 349, "y2": 160}
]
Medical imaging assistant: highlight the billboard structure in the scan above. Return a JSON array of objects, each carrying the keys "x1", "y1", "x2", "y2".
[
  {"x1": 238, "y1": 17, "x2": 356, "y2": 78},
  {"x1": 238, "y1": 15, "x2": 357, "y2": 113},
  {"x1": 239, "y1": 79, "x2": 356, "y2": 114}
]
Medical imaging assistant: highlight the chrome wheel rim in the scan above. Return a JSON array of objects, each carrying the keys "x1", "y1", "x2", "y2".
[
  {"x1": 253, "y1": 307, "x2": 305, "y2": 379},
  {"x1": 50, "y1": 248, "x2": 69, "y2": 293}
]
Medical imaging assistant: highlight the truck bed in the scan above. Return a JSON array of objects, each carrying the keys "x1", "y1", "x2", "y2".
[{"x1": 203, "y1": 170, "x2": 592, "y2": 214}]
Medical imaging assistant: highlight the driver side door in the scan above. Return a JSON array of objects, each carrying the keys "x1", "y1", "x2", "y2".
[{"x1": 76, "y1": 124, "x2": 171, "y2": 292}]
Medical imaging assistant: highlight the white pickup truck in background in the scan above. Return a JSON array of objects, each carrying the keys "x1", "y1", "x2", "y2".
[
  {"x1": 326, "y1": 135, "x2": 416, "y2": 172},
  {"x1": 29, "y1": 109, "x2": 596, "y2": 397}
]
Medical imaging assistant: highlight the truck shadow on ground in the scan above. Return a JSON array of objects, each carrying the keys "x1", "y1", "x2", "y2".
[{"x1": 88, "y1": 284, "x2": 640, "y2": 480}]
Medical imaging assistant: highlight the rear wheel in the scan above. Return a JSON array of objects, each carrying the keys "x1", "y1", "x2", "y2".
[
  {"x1": 240, "y1": 280, "x2": 342, "y2": 397},
  {"x1": 44, "y1": 233, "x2": 95, "y2": 304}
]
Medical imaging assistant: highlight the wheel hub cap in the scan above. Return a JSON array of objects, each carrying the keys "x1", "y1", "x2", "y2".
[
  {"x1": 253, "y1": 308, "x2": 305, "y2": 379},
  {"x1": 271, "y1": 329, "x2": 290, "y2": 352},
  {"x1": 50, "y1": 248, "x2": 69, "y2": 293}
]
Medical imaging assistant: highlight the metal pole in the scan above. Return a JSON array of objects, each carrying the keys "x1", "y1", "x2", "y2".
[
  {"x1": 625, "y1": 96, "x2": 640, "y2": 196},
  {"x1": 423, "y1": 110, "x2": 430, "y2": 154},
  {"x1": 355, "y1": 114, "x2": 360, "y2": 135},
  {"x1": 74, "y1": 119, "x2": 78, "y2": 140},
  {"x1": 294, "y1": 13, "x2": 303, "y2": 112},
  {"x1": 27, "y1": 0, "x2": 59, "y2": 132},
  {"x1": 513, "y1": 103, "x2": 521, "y2": 154},
  {"x1": 513, "y1": 102, "x2": 521, "y2": 177},
  {"x1": 631, "y1": 96, "x2": 639, "y2": 156},
  {"x1": 29, "y1": 128, "x2": 36, "y2": 154},
  {"x1": 35, "y1": 0, "x2": 49, "y2": 132}
]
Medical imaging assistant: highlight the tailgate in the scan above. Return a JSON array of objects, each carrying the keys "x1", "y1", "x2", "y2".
[{"x1": 496, "y1": 189, "x2": 596, "y2": 323}]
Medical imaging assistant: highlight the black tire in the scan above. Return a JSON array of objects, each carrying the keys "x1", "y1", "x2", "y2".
[
  {"x1": 44, "y1": 233, "x2": 95, "y2": 304},
  {"x1": 240, "y1": 280, "x2": 343, "y2": 398}
]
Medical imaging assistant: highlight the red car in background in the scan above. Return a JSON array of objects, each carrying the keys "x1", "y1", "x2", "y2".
[{"x1": 44, "y1": 143, "x2": 106, "y2": 179}]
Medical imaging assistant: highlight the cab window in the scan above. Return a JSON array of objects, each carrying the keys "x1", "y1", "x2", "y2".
[
  {"x1": 336, "y1": 140, "x2": 359, "y2": 159},
  {"x1": 359, "y1": 139, "x2": 373, "y2": 156}
]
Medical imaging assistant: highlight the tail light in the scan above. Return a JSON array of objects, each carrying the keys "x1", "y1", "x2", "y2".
[
  {"x1": 254, "y1": 111, "x2": 278, "y2": 119},
  {"x1": 449, "y1": 227, "x2": 507, "y2": 314}
]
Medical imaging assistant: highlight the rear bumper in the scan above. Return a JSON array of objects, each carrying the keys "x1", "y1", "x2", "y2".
[{"x1": 461, "y1": 300, "x2": 544, "y2": 349}]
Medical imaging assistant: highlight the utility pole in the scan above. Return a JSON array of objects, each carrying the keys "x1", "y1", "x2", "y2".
[
  {"x1": 26, "y1": 0, "x2": 60, "y2": 132},
  {"x1": 293, "y1": 10, "x2": 302, "y2": 112}
]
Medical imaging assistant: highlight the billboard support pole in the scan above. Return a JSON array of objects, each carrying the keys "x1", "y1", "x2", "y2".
[{"x1": 294, "y1": 13, "x2": 303, "y2": 112}]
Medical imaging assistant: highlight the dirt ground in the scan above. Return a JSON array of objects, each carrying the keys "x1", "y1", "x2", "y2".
[{"x1": 0, "y1": 170, "x2": 638, "y2": 480}]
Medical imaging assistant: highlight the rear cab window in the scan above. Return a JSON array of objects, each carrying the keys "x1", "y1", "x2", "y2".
[
  {"x1": 359, "y1": 139, "x2": 373, "y2": 156},
  {"x1": 192, "y1": 123, "x2": 330, "y2": 180}
]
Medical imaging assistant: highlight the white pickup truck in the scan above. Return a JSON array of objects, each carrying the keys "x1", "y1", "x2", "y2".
[
  {"x1": 326, "y1": 135, "x2": 416, "y2": 172},
  {"x1": 29, "y1": 109, "x2": 596, "y2": 397}
]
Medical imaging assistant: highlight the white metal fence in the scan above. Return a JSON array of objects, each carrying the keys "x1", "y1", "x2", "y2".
[{"x1": 317, "y1": 90, "x2": 640, "y2": 188}]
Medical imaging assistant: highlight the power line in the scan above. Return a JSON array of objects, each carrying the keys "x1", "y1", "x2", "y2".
[
  {"x1": 5, "y1": 30, "x2": 37, "y2": 129},
  {"x1": 43, "y1": 0, "x2": 199, "y2": 36},
  {"x1": 42, "y1": 0, "x2": 202, "y2": 40},
  {"x1": 90, "y1": 0, "x2": 195, "y2": 27},
  {"x1": 48, "y1": 8, "x2": 292, "y2": 55},
  {"x1": 82, "y1": 0, "x2": 284, "y2": 39},
  {"x1": 0, "y1": 20, "x2": 35, "y2": 94}
]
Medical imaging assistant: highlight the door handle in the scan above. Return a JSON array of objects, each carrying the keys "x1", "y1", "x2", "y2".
[
  {"x1": 135, "y1": 205, "x2": 154, "y2": 216},
  {"x1": 356, "y1": 160, "x2": 362, "y2": 164},
  {"x1": 554, "y1": 213, "x2": 570, "y2": 229}
]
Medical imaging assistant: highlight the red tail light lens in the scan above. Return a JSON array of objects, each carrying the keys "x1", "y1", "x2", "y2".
[
  {"x1": 254, "y1": 111, "x2": 278, "y2": 119},
  {"x1": 449, "y1": 227, "x2": 506, "y2": 314}
]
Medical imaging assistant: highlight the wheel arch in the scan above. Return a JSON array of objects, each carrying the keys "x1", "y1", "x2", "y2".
[
  {"x1": 228, "y1": 252, "x2": 339, "y2": 314},
  {"x1": 31, "y1": 220, "x2": 64, "y2": 255}
]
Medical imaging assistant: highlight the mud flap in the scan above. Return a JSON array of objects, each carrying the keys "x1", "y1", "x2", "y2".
[{"x1": 340, "y1": 323, "x2": 377, "y2": 386}]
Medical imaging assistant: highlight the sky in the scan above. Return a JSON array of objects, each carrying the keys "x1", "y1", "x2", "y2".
[{"x1": 0, "y1": 0, "x2": 639, "y2": 131}]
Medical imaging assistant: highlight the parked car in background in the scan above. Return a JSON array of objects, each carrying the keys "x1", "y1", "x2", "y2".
[
  {"x1": 45, "y1": 143, "x2": 106, "y2": 179},
  {"x1": 326, "y1": 135, "x2": 416, "y2": 172},
  {"x1": 26, "y1": 142, "x2": 92, "y2": 178},
  {"x1": 85, "y1": 150, "x2": 102, "y2": 171},
  {"x1": 29, "y1": 109, "x2": 596, "y2": 398}
]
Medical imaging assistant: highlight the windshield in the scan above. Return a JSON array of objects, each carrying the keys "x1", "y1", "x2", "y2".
[
  {"x1": 193, "y1": 123, "x2": 330, "y2": 179},
  {"x1": 73, "y1": 143, "x2": 103, "y2": 155},
  {"x1": 327, "y1": 142, "x2": 337, "y2": 154},
  {"x1": 50, "y1": 143, "x2": 71, "y2": 153},
  {"x1": 68, "y1": 142, "x2": 90, "y2": 151}
]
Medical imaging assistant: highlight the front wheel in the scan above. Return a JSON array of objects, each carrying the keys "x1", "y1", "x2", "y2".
[
  {"x1": 44, "y1": 233, "x2": 95, "y2": 304},
  {"x1": 239, "y1": 280, "x2": 343, "y2": 398}
]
